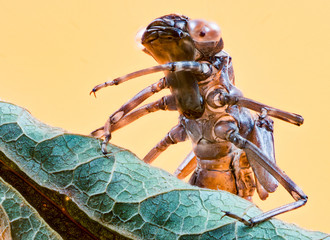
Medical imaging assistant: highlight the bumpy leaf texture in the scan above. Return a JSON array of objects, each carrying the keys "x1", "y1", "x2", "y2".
[{"x1": 0, "y1": 101, "x2": 328, "y2": 240}]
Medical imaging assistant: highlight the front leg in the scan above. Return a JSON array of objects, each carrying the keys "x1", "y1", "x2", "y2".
[
  {"x1": 91, "y1": 61, "x2": 213, "y2": 93},
  {"x1": 101, "y1": 95, "x2": 177, "y2": 154},
  {"x1": 90, "y1": 78, "x2": 167, "y2": 139},
  {"x1": 214, "y1": 120, "x2": 307, "y2": 226}
]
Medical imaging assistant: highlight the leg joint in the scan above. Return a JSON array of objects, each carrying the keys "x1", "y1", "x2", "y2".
[{"x1": 214, "y1": 120, "x2": 239, "y2": 141}]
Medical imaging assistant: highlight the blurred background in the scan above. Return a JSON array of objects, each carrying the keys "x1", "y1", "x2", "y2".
[{"x1": 0, "y1": 0, "x2": 329, "y2": 233}]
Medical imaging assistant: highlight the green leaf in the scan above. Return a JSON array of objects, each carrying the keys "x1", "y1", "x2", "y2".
[
  {"x1": 0, "y1": 101, "x2": 329, "y2": 240},
  {"x1": 0, "y1": 177, "x2": 62, "y2": 240}
]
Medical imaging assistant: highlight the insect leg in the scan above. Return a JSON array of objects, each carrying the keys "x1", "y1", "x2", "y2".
[
  {"x1": 101, "y1": 95, "x2": 177, "y2": 154},
  {"x1": 111, "y1": 95, "x2": 177, "y2": 132},
  {"x1": 214, "y1": 120, "x2": 307, "y2": 226},
  {"x1": 143, "y1": 123, "x2": 187, "y2": 164},
  {"x1": 173, "y1": 151, "x2": 197, "y2": 179},
  {"x1": 90, "y1": 78, "x2": 167, "y2": 138},
  {"x1": 90, "y1": 61, "x2": 212, "y2": 94},
  {"x1": 207, "y1": 89, "x2": 304, "y2": 126}
]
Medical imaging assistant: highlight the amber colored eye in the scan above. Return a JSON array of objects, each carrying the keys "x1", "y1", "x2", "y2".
[{"x1": 188, "y1": 19, "x2": 222, "y2": 42}]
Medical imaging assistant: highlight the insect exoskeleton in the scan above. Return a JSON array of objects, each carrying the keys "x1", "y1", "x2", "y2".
[{"x1": 91, "y1": 14, "x2": 307, "y2": 226}]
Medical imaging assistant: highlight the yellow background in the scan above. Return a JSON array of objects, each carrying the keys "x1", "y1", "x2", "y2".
[{"x1": 0, "y1": 0, "x2": 329, "y2": 234}]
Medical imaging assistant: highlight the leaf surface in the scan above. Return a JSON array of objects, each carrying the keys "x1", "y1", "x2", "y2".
[
  {"x1": 0, "y1": 101, "x2": 328, "y2": 240},
  {"x1": 0, "y1": 177, "x2": 62, "y2": 240}
]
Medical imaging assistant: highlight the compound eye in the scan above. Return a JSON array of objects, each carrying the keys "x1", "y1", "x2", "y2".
[{"x1": 188, "y1": 19, "x2": 222, "y2": 42}]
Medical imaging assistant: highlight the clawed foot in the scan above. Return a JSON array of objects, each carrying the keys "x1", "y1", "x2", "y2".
[
  {"x1": 101, "y1": 141, "x2": 108, "y2": 154},
  {"x1": 89, "y1": 82, "x2": 110, "y2": 97},
  {"x1": 90, "y1": 119, "x2": 112, "y2": 155},
  {"x1": 90, "y1": 126, "x2": 111, "y2": 155},
  {"x1": 90, "y1": 80, "x2": 117, "y2": 98},
  {"x1": 101, "y1": 134, "x2": 111, "y2": 155},
  {"x1": 90, "y1": 88, "x2": 97, "y2": 98}
]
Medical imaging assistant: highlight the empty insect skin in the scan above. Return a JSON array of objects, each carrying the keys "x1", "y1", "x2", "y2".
[{"x1": 90, "y1": 14, "x2": 307, "y2": 226}]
